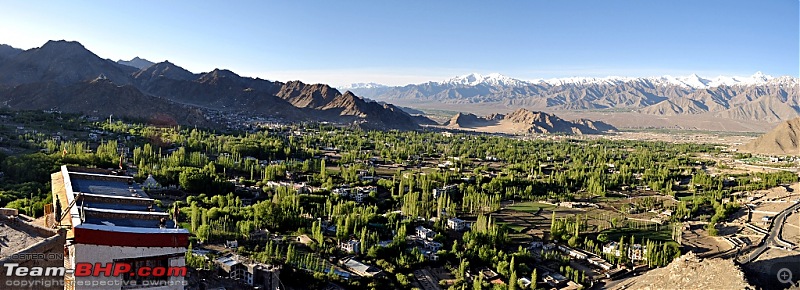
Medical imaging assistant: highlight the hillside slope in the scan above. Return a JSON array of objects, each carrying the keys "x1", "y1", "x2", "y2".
[
  {"x1": 443, "y1": 109, "x2": 616, "y2": 135},
  {"x1": 739, "y1": 117, "x2": 800, "y2": 155},
  {"x1": 610, "y1": 253, "x2": 752, "y2": 290}
]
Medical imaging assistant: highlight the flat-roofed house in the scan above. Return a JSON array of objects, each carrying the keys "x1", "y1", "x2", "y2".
[
  {"x1": 416, "y1": 226, "x2": 436, "y2": 240},
  {"x1": 447, "y1": 218, "x2": 467, "y2": 231},
  {"x1": 215, "y1": 254, "x2": 281, "y2": 290}
]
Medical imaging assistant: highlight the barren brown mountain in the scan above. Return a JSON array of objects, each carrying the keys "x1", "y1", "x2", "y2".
[
  {"x1": 442, "y1": 108, "x2": 616, "y2": 135},
  {"x1": 739, "y1": 117, "x2": 800, "y2": 155}
]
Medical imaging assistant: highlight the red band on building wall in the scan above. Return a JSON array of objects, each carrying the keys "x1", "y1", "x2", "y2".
[{"x1": 73, "y1": 228, "x2": 189, "y2": 247}]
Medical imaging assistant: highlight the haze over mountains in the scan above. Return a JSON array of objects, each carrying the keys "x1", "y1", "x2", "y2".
[
  {"x1": 344, "y1": 72, "x2": 799, "y2": 128},
  {"x1": 117, "y1": 57, "x2": 155, "y2": 70},
  {"x1": 0, "y1": 40, "x2": 420, "y2": 130}
]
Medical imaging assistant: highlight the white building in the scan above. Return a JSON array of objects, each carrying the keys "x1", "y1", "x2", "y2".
[
  {"x1": 447, "y1": 218, "x2": 467, "y2": 231},
  {"x1": 354, "y1": 190, "x2": 367, "y2": 203},
  {"x1": 432, "y1": 185, "x2": 458, "y2": 199},
  {"x1": 423, "y1": 240, "x2": 443, "y2": 252},
  {"x1": 602, "y1": 242, "x2": 647, "y2": 261},
  {"x1": 354, "y1": 186, "x2": 376, "y2": 203},
  {"x1": 333, "y1": 188, "x2": 349, "y2": 197},
  {"x1": 629, "y1": 244, "x2": 647, "y2": 261},
  {"x1": 602, "y1": 242, "x2": 621, "y2": 256},
  {"x1": 53, "y1": 166, "x2": 189, "y2": 290},
  {"x1": 226, "y1": 240, "x2": 239, "y2": 249},
  {"x1": 416, "y1": 226, "x2": 436, "y2": 240},
  {"x1": 215, "y1": 254, "x2": 280, "y2": 290},
  {"x1": 340, "y1": 239, "x2": 361, "y2": 254}
]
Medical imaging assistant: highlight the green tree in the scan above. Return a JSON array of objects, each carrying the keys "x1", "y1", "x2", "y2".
[
  {"x1": 190, "y1": 202, "x2": 199, "y2": 232},
  {"x1": 597, "y1": 233, "x2": 609, "y2": 243},
  {"x1": 473, "y1": 274, "x2": 483, "y2": 290},
  {"x1": 509, "y1": 271, "x2": 518, "y2": 289},
  {"x1": 179, "y1": 168, "x2": 212, "y2": 192},
  {"x1": 197, "y1": 225, "x2": 211, "y2": 243}
]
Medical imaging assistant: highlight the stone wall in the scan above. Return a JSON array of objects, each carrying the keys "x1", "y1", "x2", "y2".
[{"x1": 0, "y1": 215, "x2": 65, "y2": 289}]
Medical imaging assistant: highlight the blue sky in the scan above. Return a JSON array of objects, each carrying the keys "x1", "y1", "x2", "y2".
[{"x1": 1, "y1": 0, "x2": 797, "y2": 86}]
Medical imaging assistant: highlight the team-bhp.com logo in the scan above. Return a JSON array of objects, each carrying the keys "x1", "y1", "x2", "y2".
[
  {"x1": 4, "y1": 263, "x2": 187, "y2": 288},
  {"x1": 5, "y1": 263, "x2": 187, "y2": 277},
  {"x1": 73, "y1": 263, "x2": 187, "y2": 278}
]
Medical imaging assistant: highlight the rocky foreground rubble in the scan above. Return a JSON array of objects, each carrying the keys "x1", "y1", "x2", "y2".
[{"x1": 612, "y1": 252, "x2": 754, "y2": 290}]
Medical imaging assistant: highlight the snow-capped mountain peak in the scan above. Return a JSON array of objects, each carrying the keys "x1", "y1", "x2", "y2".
[
  {"x1": 656, "y1": 74, "x2": 710, "y2": 89},
  {"x1": 341, "y1": 82, "x2": 389, "y2": 90},
  {"x1": 699, "y1": 73, "x2": 765, "y2": 88},
  {"x1": 534, "y1": 76, "x2": 637, "y2": 86},
  {"x1": 751, "y1": 71, "x2": 768, "y2": 79},
  {"x1": 442, "y1": 73, "x2": 527, "y2": 87},
  {"x1": 533, "y1": 72, "x2": 778, "y2": 89}
]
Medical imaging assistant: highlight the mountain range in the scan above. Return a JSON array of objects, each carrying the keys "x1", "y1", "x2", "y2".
[
  {"x1": 3, "y1": 40, "x2": 788, "y2": 133},
  {"x1": 0, "y1": 40, "x2": 420, "y2": 130},
  {"x1": 343, "y1": 72, "x2": 799, "y2": 124}
]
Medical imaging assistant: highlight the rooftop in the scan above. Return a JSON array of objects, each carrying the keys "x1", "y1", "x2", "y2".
[
  {"x1": 215, "y1": 255, "x2": 240, "y2": 267},
  {"x1": 69, "y1": 173, "x2": 148, "y2": 199},
  {"x1": 215, "y1": 253, "x2": 280, "y2": 271},
  {"x1": 52, "y1": 165, "x2": 188, "y2": 235},
  {"x1": 0, "y1": 215, "x2": 58, "y2": 259},
  {"x1": 341, "y1": 257, "x2": 381, "y2": 277}
]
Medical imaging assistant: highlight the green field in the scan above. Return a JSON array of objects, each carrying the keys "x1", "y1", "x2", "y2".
[
  {"x1": 506, "y1": 201, "x2": 555, "y2": 213},
  {"x1": 601, "y1": 226, "x2": 673, "y2": 242},
  {"x1": 592, "y1": 194, "x2": 627, "y2": 202},
  {"x1": 498, "y1": 222, "x2": 528, "y2": 233}
]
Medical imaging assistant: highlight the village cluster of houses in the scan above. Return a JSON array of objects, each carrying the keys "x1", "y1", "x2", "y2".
[
  {"x1": 265, "y1": 180, "x2": 310, "y2": 194},
  {"x1": 432, "y1": 184, "x2": 458, "y2": 199},
  {"x1": 332, "y1": 186, "x2": 377, "y2": 203},
  {"x1": 600, "y1": 242, "x2": 648, "y2": 262},
  {"x1": 558, "y1": 201, "x2": 600, "y2": 209},
  {"x1": 408, "y1": 226, "x2": 444, "y2": 261},
  {"x1": 648, "y1": 209, "x2": 674, "y2": 224},
  {"x1": 530, "y1": 240, "x2": 645, "y2": 284},
  {"x1": 213, "y1": 253, "x2": 282, "y2": 290}
]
